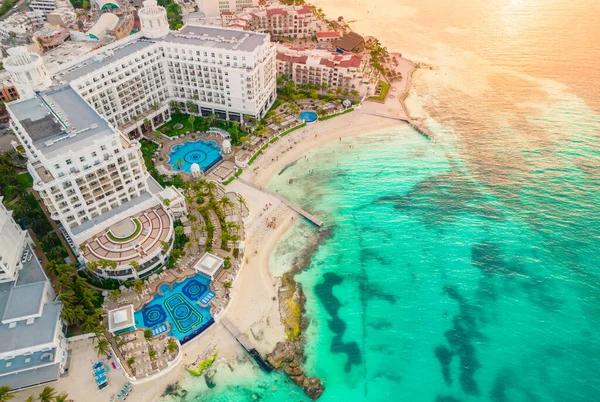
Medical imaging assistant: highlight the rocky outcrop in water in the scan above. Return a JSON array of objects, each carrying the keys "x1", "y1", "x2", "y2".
[
  {"x1": 267, "y1": 341, "x2": 324, "y2": 400},
  {"x1": 266, "y1": 228, "x2": 331, "y2": 400}
]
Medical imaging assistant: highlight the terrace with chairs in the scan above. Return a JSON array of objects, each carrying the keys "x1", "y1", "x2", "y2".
[{"x1": 81, "y1": 205, "x2": 173, "y2": 276}]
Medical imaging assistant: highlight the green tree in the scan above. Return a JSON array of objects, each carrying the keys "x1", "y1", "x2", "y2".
[
  {"x1": 94, "y1": 337, "x2": 111, "y2": 358},
  {"x1": 130, "y1": 260, "x2": 140, "y2": 271},
  {"x1": 144, "y1": 329, "x2": 153, "y2": 339},
  {"x1": 133, "y1": 280, "x2": 144, "y2": 295},
  {"x1": 37, "y1": 386, "x2": 56, "y2": 402},
  {"x1": 188, "y1": 115, "x2": 196, "y2": 132},
  {"x1": 223, "y1": 281, "x2": 232, "y2": 289},
  {"x1": 0, "y1": 385, "x2": 14, "y2": 402},
  {"x1": 167, "y1": 338, "x2": 177, "y2": 353},
  {"x1": 54, "y1": 393, "x2": 70, "y2": 402}
]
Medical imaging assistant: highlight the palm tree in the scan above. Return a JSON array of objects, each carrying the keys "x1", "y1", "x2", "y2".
[
  {"x1": 237, "y1": 194, "x2": 246, "y2": 207},
  {"x1": 37, "y1": 387, "x2": 56, "y2": 402},
  {"x1": 205, "y1": 181, "x2": 216, "y2": 196},
  {"x1": 133, "y1": 280, "x2": 144, "y2": 295},
  {"x1": 161, "y1": 241, "x2": 170, "y2": 250},
  {"x1": 162, "y1": 198, "x2": 171, "y2": 207},
  {"x1": 130, "y1": 260, "x2": 140, "y2": 271},
  {"x1": 0, "y1": 385, "x2": 14, "y2": 402},
  {"x1": 167, "y1": 338, "x2": 177, "y2": 353},
  {"x1": 188, "y1": 115, "x2": 196, "y2": 132},
  {"x1": 78, "y1": 243, "x2": 87, "y2": 252},
  {"x1": 82, "y1": 316, "x2": 100, "y2": 334},
  {"x1": 61, "y1": 305, "x2": 86, "y2": 326},
  {"x1": 86, "y1": 261, "x2": 99, "y2": 271},
  {"x1": 110, "y1": 289, "x2": 121, "y2": 302},
  {"x1": 94, "y1": 337, "x2": 111, "y2": 358},
  {"x1": 54, "y1": 394, "x2": 69, "y2": 402},
  {"x1": 25, "y1": 396, "x2": 33, "y2": 402}
]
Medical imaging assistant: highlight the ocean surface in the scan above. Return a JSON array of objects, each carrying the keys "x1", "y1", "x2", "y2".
[{"x1": 162, "y1": 0, "x2": 600, "y2": 401}]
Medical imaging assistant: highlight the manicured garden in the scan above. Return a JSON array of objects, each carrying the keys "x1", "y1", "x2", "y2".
[
  {"x1": 369, "y1": 80, "x2": 390, "y2": 101},
  {"x1": 158, "y1": 113, "x2": 245, "y2": 145},
  {"x1": 107, "y1": 218, "x2": 142, "y2": 242}
]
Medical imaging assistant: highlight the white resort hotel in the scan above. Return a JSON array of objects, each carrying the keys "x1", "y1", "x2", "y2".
[
  {"x1": 0, "y1": 199, "x2": 68, "y2": 390},
  {"x1": 5, "y1": 0, "x2": 277, "y2": 281}
]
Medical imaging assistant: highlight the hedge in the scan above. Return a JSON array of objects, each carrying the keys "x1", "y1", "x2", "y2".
[{"x1": 318, "y1": 108, "x2": 355, "y2": 121}]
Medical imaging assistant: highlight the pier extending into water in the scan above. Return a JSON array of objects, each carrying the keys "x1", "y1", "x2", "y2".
[
  {"x1": 221, "y1": 318, "x2": 274, "y2": 372},
  {"x1": 363, "y1": 112, "x2": 436, "y2": 141},
  {"x1": 238, "y1": 178, "x2": 324, "y2": 227}
]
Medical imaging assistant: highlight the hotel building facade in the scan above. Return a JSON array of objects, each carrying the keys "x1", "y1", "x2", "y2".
[
  {"x1": 275, "y1": 45, "x2": 369, "y2": 96},
  {"x1": 3, "y1": 0, "x2": 276, "y2": 280},
  {"x1": 0, "y1": 200, "x2": 68, "y2": 390},
  {"x1": 224, "y1": 4, "x2": 320, "y2": 39}
]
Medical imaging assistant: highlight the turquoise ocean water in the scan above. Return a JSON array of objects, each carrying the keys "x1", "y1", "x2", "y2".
[{"x1": 160, "y1": 0, "x2": 600, "y2": 400}]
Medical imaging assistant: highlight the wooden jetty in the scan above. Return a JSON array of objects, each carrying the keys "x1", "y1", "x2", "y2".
[
  {"x1": 238, "y1": 178, "x2": 324, "y2": 227},
  {"x1": 363, "y1": 112, "x2": 436, "y2": 141},
  {"x1": 221, "y1": 318, "x2": 274, "y2": 372}
]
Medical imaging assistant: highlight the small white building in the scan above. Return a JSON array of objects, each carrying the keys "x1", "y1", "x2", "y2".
[
  {"x1": 197, "y1": 0, "x2": 259, "y2": 18},
  {"x1": 107, "y1": 304, "x2": 136, "y2": 335},
  {"x1": 194, "y1": 252, "x2": 224, "y2": 280},
  {"x1": 29, "y1": 0, "x2": 56, "y2": 14}
]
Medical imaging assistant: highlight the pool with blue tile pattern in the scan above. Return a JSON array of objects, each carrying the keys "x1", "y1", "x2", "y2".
[{"x1": 134, "y1": 274, "x2": 214, "y2": 343}]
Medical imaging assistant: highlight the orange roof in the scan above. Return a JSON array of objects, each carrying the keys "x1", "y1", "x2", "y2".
[{"x1": 316, "y1": 31, "x2": 341, "y2": 39}]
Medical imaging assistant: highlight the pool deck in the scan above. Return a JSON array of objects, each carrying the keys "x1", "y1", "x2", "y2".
[{"x1": 156, "y1": 132, "x2": 227, "y2": 175}]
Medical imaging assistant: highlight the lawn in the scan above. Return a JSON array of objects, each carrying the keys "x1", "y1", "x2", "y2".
[
  {"x1": 107, "y1": 218, "x2": 142, "y2": 242},
  {"x1": 369, "y1": 80, "x2": 391, "y2": 101},
  {"x1": 17, "y1": 172, "x2": 33, "y2": 190},
  {"x1": 159, "y1": 113, "x2": 244, "y2": 145}
]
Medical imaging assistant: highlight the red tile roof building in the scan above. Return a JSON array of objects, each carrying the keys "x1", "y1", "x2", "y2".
[
  {"x1": 276, "y1": 45, "x2": 370, "y2": 96},
  {"x1": 222, "y1": 5, "x2": 321, "y2": 39},
  {"x1": 315, "y1": 31, "x2": 341, "y2": 42}
]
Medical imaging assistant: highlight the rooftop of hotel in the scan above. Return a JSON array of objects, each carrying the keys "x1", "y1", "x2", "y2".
[
  {"x1": 0, "y1": 243, "x2": 59, "y2": 356},
  {"x1": 8, "y1": 86, "x2": 115, "y2": 159},
  {"x1": 58, "y1": 25, "x2": 268, "y2": 83},
  {"x1": 162, "y1": 25, "x2": 268, "y2": 52},
  {"x1": 82, "y1": 203, "x2": 172, "y2": 267},
  {"x1": 276, "y1": 46, "x2": 362, "y2": 69}
]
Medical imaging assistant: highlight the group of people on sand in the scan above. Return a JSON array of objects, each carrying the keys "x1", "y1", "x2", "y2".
[{"x1": 265, "y1": 217, "x2": 277, "y2": 229}]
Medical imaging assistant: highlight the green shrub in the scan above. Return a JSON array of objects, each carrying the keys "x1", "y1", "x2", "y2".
[{"x1": 187, "y1": 352, "x2": 217, "y2": 376}]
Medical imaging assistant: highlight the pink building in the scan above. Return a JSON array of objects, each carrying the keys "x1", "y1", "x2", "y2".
[
  {"x1": 276, "y1": 45, "x2": 369, "y2": 95},
  {"x1": 222, "y1": 4, "x2": 320, "y2": 38}
]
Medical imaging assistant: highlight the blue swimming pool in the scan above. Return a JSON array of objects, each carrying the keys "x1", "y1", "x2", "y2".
[
  {"x1": 134, "y1": 274, "x2": 214, "y2": 344},
  {"x1": 299, "y1": 110, "x2": 318, "y2": 123},
  {"x1": 167, "y1": 140, "x2": 222, "y2": 173}
]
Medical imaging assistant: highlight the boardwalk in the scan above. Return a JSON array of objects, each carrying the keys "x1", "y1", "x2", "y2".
[
  {"x1": 221, "y1": 318, "x2": 273, "y2": 372},
  {"x1": 221, "y1": 318, "x2": 255, "y2": 351},
  {"x1": 238, "y1": 178, "x2": 324, "y2": 227},
  {"x1": 363, "y1": 112, "x2": 436, "y2": 141}
]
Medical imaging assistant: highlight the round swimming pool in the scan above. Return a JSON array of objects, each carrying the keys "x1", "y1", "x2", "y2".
[
  {"x1": 167, "y1": 140, "x2": 222, "y2": 173},
  {"x1": 299, "y1": 111, "x2": 318, "y2": 123}
]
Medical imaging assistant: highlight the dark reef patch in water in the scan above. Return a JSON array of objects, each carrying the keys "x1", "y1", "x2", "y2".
[
  {"x1": 314, "y1": 272, "x2": 362, "y2": 372},
  {"x1": 437, "y1": 286, "x2": 484, "y2": 396},
  {"x1": 434, "y1": 345, "x2": 453, "y2": 386},
  {"x1": 366, "y1": 319, "x2": 393, "y2": 330},
  {"x1": 471, "y1": 241, "x2": 562, "y2": 311},
  {"x1": 375, "y1": 171, "x2": 505, "y2": 226}
]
